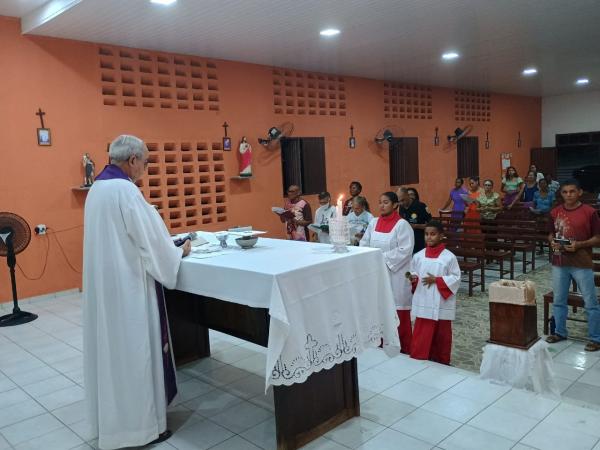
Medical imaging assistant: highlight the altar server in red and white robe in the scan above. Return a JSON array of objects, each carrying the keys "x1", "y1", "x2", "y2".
[
  {"x1": 409, "y1": 221, "x2": 461, "y2": 365},
  {"x1": 361, "y1": 191, "x2": 414, "y2": 353}
]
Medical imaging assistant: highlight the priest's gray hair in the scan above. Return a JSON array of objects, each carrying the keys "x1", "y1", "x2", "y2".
[{"x1": 109, "y1": 135, "x2": 147, "y2": 163}]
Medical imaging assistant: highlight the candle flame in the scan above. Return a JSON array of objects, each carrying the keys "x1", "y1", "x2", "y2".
[{"x1": 337, "y1": 194, "x2": 344, "y2": 203}]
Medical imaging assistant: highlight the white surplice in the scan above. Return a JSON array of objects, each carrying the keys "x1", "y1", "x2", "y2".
[
  {"x1": 360, "y1": 218, "x2": 414, "y2": 309},
  {"x1": 410, "y1": 248, "x2": 461, "y2": 320},
  {"x1": 83, "y1": 178, "x2": 183, "y2": 450}
]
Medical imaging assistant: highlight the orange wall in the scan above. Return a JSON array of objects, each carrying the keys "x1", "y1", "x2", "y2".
[{"x1": 0, "y1": 16, "x2": 541, "y2": 302}]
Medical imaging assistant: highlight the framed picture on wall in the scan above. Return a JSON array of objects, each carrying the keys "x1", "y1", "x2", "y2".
[
  {"x1": 37, "y1": 128, "x2": 51, "y2": 146},
  {"x1": 223, "y1": 137, "x2": 232, "y2": 151}
]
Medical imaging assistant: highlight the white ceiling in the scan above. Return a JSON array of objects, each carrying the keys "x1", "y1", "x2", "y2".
[{"x1": 3, "y1": 0, "x2": 600, "y2": 97}]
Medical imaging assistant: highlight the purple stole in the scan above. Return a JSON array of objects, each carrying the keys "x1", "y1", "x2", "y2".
[{"x1": 96, "y1": 164, "x2": 178, "y2": 404}]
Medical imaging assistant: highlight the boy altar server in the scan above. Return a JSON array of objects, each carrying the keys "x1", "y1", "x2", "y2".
[{"x1": 409, "y1": 221, "x2": 461, "y2": 365}]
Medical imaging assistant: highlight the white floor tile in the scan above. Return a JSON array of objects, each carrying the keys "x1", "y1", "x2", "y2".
[
  {"x1": 357, "y1": 368, "x2": 405, "y2": 393},
  {"x1": 207, "y1": 435, "x2": 262, "y2": 450},
  {"x1": 511, "y1": 444, "x2": 537, "y2": 450},
  {"x1": 422, "y1": 392, "x2": 488, "y2": 423},
  {"x1": 408, "y1": 366, "x2": 466, "y2": 391},
  {"x1": 248, "y1": 388, "x2": 274, "y2": 413},
  {"x1": 542, "y1": 403, "x2": 600, "y2": 438},
  {"x1": 356, "y1": 348, "x2": 391, "y2": 372},
  {"x1": 50, "y1": 355, "x2": 83, "y2": 374},
  {"x1": 211, "y1": 347, "x2": 257, "y2": 365},
  {"x1": 447, "y1": 378, "x2": 511, "y2": 405},
  {"x1": 391, "y1": 409, "x2": 461, "y2": 445},
  {"x1": 521, "y1": 421, "x2": 599, "y2": 450},
  {"x1": 68, "y1": 419, "x2": 97, "y2": 442},
  {"x1": 12, "y1": 365, "x2": 60, "y2": 387},
  {"x1": 381, "y1": 380, "x2": 444, "y2": 407},
  {"x1": 22, "y1": 374, "x2": 74, "y2": 397},
  {"x1": 0, "y1": 399, "x2": 45, "y2": 429},
  {"x1": 240, "y1": 417, "x2": 276, "y2": 450},
  {"x1": 0, "y1": 434, "x2": 9, "y2": 450},
  {"x1": 223, "y1": 373, "x2": 265, "y2": 400},
  {"x1": 553, "y1": 362, "x2": 587, "y2": 381},
  {"x1": 578, "y1": 364, "x2": 600, "y2": 388},
  {"x1": 230, "y1": 353, "x2": 267, "y2": 377},
  {"x1": 165, "y1": 416, "x2": 233, "y2": 450},
  {"x1": 180, "y1": 358, "x2": 226, "y2": 377},
  {"x1": 555, "y1": 376, "x2": 575, "y2": 393},
  {"x1": 0, "y1": 388, "x2": 30, "y2": 409},
  {"x1": 467, "y1": 406, "x2": 539, "y2": 441},
  {"x1": 438, "y1": 424, "x2": 516, "y2": 450},
  {"x1": 36, "y1": 385, "x2": 85, "y2": 411},
  {"x1": 300, "y1": 436, "x2": 350, "y2": 449},
  {"x1": 370, "y1": 354, "x2": 428, "y2": 379},
  {"x1": 209, "y1": 401, "x2": 273, "y2": 433},
  {"x1": 13, "y1": 426, "x2": 83, "y2": 450},
  {"x1": 0, "y1": 413, "x2": 64, "y2": 446},
  {"x1": 197, "y1": 365, "x2": 251, "y2": 388},
  {"x1": 554, "y1": 348, "x2": 600, "y2": 369},
  {"x1": 563, "y1": 382, "x2": 600, "y2": 408},
  {"x1": 492, "y1": 388, "x2": 559, "y2": 420},
  {"x1": 51, "y1": 400, "x2": 86, "y2": 426},
  {"x1": 324, "y1": 417, "x2": 384, "y2": 449},
  {"x1": 360, "y1": 394, "x2": 415, "y2": 426},
  {"x1": 0, "y1": 375, "x2": 16, "y2": 394},
  {"x1": 182, "y1": 388, "x2": 244, "y2": 418},
  {"x1": 173, "y1": 379, "x2": 215, "y2": 405},
  {"x1": 1, "y1": 358, "x2": 46, "y2": 378},
  {"x1": 358, "y1": 427, "x2": 432, "y2": 450}
]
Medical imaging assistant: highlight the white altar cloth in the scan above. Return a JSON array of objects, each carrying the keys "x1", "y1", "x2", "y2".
[
  {"x1": 175, "y1": 233, "x2": 401, "y2": 388},
  {"x1": 479, "y1": 340, "x2": 560, "y2": 398}
]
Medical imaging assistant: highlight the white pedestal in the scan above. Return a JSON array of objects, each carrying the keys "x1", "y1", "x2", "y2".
[{"x1": 480, "y1": 340, "x2": 560, "y2": 398}]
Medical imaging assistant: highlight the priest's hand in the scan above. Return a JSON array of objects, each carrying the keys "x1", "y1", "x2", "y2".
[
  {"x1": 182, "y1": 240, "x2": 192, "y2": 257},
  {"x1": 422, "y1": 273, "x2": 436, "y2": 287}
]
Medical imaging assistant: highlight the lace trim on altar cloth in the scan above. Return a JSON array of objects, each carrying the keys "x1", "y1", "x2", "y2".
[{"x1": 269, "y1": 324, "x2": 385, "y2": 386}]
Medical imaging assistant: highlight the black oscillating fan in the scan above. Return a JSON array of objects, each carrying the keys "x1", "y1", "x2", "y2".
[{"x1": 0, "y1": 212, "x2": 38, "y2": 326}]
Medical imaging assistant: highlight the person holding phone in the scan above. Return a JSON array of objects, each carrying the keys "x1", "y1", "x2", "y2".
[{"x1": 546, "y1": 179, "x2": 600, "y2": 352}]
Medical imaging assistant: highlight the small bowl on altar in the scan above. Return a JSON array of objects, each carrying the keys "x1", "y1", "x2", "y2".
[{"x1": 235, "y1": 236, "x2": 258, "y2": 249}]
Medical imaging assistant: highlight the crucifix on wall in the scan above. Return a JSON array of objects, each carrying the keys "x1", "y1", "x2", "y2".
[
  {"x1": 35, "y1": 108, "x2": 51, "y2": 146},
  {"x1": 222, "y1": 121, "x2": 231, "y2": 151}
]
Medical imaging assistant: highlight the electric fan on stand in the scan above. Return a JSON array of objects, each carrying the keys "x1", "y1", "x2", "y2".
[{"x1": 0, "y1": 212, "x2": 38, "y2": 327}]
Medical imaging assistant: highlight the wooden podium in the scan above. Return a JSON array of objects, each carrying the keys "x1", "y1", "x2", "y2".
[{"x1": 489, "y1": 302, "x2": 539, "y2": 349}]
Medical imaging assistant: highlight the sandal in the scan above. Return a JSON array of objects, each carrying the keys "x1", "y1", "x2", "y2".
[
  {"x1": 585, "y1": 342, "x2": 600, "y2": 352},
  {"x1": 546, "y1": 335, "x2": 567, "y2": 344}
]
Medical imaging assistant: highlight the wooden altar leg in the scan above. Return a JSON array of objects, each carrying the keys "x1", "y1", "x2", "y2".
[{"x1": 273, "y1": 358, "x2": 360, "y2": 450}]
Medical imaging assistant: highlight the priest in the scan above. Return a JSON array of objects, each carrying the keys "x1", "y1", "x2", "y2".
[{"x1": 83, "y1": 135, "x2": 191, "y2": 449}]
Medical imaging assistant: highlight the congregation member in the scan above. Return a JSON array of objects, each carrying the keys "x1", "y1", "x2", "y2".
[
  {"x1": 477, "y1": 179, "x2": 502, "y2": 221},
  {"x1": 312, "y1": 191, "x2": 336, "y2": 243},
  {"x1": 360, "y1": 192, "x2": 414, "y2": 353},
  {"x1": 546, "y1": 179, "x2": 600, "y2": 352},
  {"x1": 409, "y1": 221, "x2": 461, "y2": 365},
  {"x1": 347, "y1": 195, "x2": 373, "y2": 245},
  {"x1": 398, "y1": 187, "x2": 432, "y2": 253},
  {"x1": 439, "y1": 178, "x2": 468, "y2": 220},
  {"x1": 342, "y1": 181, "x2": 367, "y2": 215},
  {"x1": 521, "y1": 171, "x2": 539, "y2": 205},
  {"x1": 545, "y1": 173, "x2": 560, "y2": 195},
  {"x1": 529, "y1": 164, "x2": 545, "y2": 183},
  {"x1": 464, "y1": 176, "x2": 484, "y2": 225},
  {"x1": 501, "y1": 166, "x2": 524, "y2": 209},
  {"x1": 83, "y1": 135, "x2": 191, "y2": 449},
  {"x1": 531, "y1": 178, "x2": 555, "y2": 214},
  {"x1": 279, "y1": 185, "x2": 312, "y2": 241}
]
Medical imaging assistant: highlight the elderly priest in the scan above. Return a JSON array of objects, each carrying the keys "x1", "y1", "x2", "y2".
[{"x1": 83, "y1": 135, "x2": 191, "y2": 449}]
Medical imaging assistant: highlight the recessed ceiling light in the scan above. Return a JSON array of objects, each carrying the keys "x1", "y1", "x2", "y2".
[
  {"x1": 575, "y1": 78, "x2": 590, "y2": 85},
  {"x1": 320, "y1": 28, "x2": 340, "y2": 37},
  {"x1": 442, "y1": 52, "x2": 460, "y2": 61},
  {"x1": 150, "y1": 0, "x2": 176, "y2": 5},
  {"x1": 522, "y1": 68, "x2": 538, "y2": 76}
]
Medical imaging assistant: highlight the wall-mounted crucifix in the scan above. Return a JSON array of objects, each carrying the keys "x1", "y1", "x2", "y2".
[
  {"x1": 35, "y1": 108, "x2": 51, "y2": 146},
  {"x1": 222, "y1": 121, "x2": 231, "y2": 151}
]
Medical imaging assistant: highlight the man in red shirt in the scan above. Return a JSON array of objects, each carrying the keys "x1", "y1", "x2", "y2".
[{"x1": 546, "y1": 179, "x2": 600, "y2": 351}]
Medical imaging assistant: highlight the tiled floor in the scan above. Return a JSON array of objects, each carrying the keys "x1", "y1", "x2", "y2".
[{"x1": 1, "y1": 290, "x2": 600, "y2": 450}]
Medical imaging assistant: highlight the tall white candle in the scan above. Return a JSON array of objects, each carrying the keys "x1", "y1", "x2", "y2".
[{"x1": 336, "y1": 194, "x2": 344, "y2": 218}]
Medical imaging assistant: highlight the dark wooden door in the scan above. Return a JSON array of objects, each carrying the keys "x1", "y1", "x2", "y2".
[
  {"x1": 457, "y1": 136, "x2": 479, "y2": 178},
  {"x1": 530, "y1": 147, "x2": 557, "y2": 178}
]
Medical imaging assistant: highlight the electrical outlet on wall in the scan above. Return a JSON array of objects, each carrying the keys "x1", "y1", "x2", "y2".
[{"x1": 34, "y1": 224, "x2": 47, "y2": 235}]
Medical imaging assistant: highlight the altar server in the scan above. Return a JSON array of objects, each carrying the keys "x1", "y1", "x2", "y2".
[
  {"x1": 83, "y1": 135, "x2": 191, "y2": 449},
  {"x1": 409, "y1": 221, "x2": 461, "y2": 365},
  {"x1": 361, "y1": 191, "x2": 414, "y2": 353}
]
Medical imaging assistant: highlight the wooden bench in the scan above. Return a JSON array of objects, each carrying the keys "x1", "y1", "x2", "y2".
[
  {"x1": 543, "y1": 250, "x2": 600, "y2": 335},
  {"x1": 445, "y1": 235, "x2": 486, "y2": 297}
]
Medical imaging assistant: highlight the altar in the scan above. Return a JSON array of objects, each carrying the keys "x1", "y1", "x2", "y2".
[{"x1": 166, "y1": 233, "x2": 400, "y2": 449}]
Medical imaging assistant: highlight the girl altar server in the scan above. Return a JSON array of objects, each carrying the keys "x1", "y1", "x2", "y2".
[
  {"x1": 360, "y1": 191, "x2": 414, "y2": 353},
  {"x1": 409, "y1": 221, "x2": 461, "y2": 365}
]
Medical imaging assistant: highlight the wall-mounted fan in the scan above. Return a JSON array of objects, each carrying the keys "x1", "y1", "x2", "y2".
[
  {"x1": 447, "y1": 125, "x2": 473, "y2": 144},
  {"x1": 258, "y1": 122, "x2": 294, "y2": 149},
  {"x1": 374, "y1": 126, "x2": 403, "y2": 145}
]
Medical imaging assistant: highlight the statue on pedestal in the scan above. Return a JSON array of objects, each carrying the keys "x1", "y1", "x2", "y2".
[
  {"x1": 82, "y1": 153, "x2": 95, "y2": 187},
  {"x1": 238, "y1": 136, "x2": 252, "y2": 177}
]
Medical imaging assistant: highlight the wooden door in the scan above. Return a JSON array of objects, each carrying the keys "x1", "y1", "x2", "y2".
[{"x1": 530, "y1": 147, "x2": 557, "y2": 178}]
